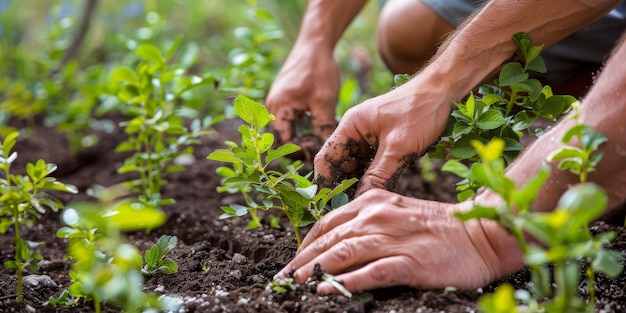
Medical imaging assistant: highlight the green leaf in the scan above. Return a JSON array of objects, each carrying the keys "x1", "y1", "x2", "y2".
[
  {"x1": 547, "y1": 147, "x2": 583, "y2": 163},
  {"x1": 234, "y1": 95, "x2": 274, "y2": 129},
  {"x1": 393, "y1": 74, "x2": 411, "y2": 87},
  {"x1": 452, "y1": 121, "x2": 473, "y2": 136},
  {"x1": 476, "y1": 109, "x2": 506, "y2": 130},
  {"x1": 136, "y1": 44, "x2": 164, "y2": 63},
  {"x1": 450, "y1": 135, "x2": 480, "y2": 159},
  {"x1": 592, "y1": 249, "x2": 623, "y2": 277},
  {"x1": 107, "y1": 200, "x2": 167, "y2": 232},
  {"x1": 207, "y1": 149, "x2": 242, "y2": 164},
  {"x1": 525, "y1": 46, "x2": 544, "y2": 66},
  {"x1": 581, "y1": 129, "x2": 608, "y2": 151},
  {"x1": 441, "y1": 160, "x2": 471, "y2": 179},
  {"x1": 454, "y1": 204, "x2": 499, "y2": 221},
  {"x1": 556, "y1": 183, "x2": 607, "y2": 225},
  {"x1": 266, "y1": 144, "x2": 301, "y2": 164},
  {"x1": 111, "y1": 67, "x2": 140, "y2": 86},
  {"x1": 499, "y1": 62, "x2": 528, "y2": 86},
  {"x1": 258, "y1": 133, "x2": 275, "y2": 154},
  {"x1": 527, "y1": 56, "x2": 547, "y2": 73},
  {"x1": 513, "y1": 32, "x2": 532, "y2": 57},
  {"x1": 296, "y1": 185, "x2": 318, "y2": 200},
  {"x1": 159, "y1": 258, "x2": 179, "y2": 274}
]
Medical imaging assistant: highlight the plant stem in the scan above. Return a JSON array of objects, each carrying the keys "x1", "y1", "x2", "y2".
[{"x1": 13, "y1": 209, "x2": 23, "y2": 303}]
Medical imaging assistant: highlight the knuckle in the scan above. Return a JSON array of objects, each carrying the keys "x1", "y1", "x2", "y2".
[
  {"x1": 330, "y1": 240, "x2": 355, "y2": 263},
  {"x1": 369, "y1": 261, "x2": 397, "y2": 284}
]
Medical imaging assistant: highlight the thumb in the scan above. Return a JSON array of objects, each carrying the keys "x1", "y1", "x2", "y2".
[{"x1": 355, "y1": 141, "x2": 418, "y2": 197}]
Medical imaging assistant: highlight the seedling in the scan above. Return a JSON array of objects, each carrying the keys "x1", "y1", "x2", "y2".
[
  {"x1": 142, "y1": 234, "x2": 179, "y2": 275},
  {"x1": 548, "y1": 102, "x2": 607, "y2": 183},
  {"x1": 446, "y1": 139, "x2": 621, "y2": 312},
  {"x1": 111, "y1": 38, "x2": 219, "y2": 208},
  {"x1": 431, "y1": 33, "x2": 576, "y2": 201},
  {"x1": 208, "y1": 95, "x2": 357, "y2": 245},
  {"x1": 266, "y1": 277, "x2": 296, "y2": 294},
  {"x1": 54, "y1": 185, "x2": 178, "y2": 313},
  {"x1": 0, "y1": 131, "x2": 77, "y2": 303}
]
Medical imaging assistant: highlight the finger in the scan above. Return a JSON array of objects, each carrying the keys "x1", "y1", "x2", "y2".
[
  {"x1": 292, "y1": 234, "x2": 390, "y2": 284},
  {"x1": 313, "y1": 124, "x2": 375, "y2": 191},
  {"x1": 317, "y1": 256, "x2": 415, "y2": 294},
  {"x1": 355, "y1": 138, "x2": 418, "y2": 197},
  {"x1": 275, "y1": 204, "x2": 360, "y2": 278},
  {"x1": 309, "y1": 100, "x2": 338, "y2": 142},
  {"x1": 270, "y1": 106, "x2": 296, "y2": 144}
]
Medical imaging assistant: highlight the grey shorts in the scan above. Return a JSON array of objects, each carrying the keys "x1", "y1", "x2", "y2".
[{"x1": 421, "y1": 0, "x2": 626, "y2": 83}]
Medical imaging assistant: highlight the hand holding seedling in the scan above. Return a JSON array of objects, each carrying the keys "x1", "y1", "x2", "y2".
[
  {"x1": 276, "y1": 189, "x2": 519, "y2": 294},
  {"x1": 281, "y1": 31, "x2": 626, "y2": 296}
]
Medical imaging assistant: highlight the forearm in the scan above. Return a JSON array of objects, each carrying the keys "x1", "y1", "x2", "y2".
[
  {"x1": 475, "y1": 33, "x2": 626, "y2": 270},
  {"x1": 421, "y1": 0, "x2": 621, "y2": 103},
  {"x1": 294, "y1": 0, "x2": 368, "y2": 52}
]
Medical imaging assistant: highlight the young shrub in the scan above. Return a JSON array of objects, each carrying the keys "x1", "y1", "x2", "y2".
[
  {"x1": 431, "y1": 33, "x2": 577, "y2": 201},
  {"x1": 53, "y1": 185, "x2": 180, "y2": 313},
  {"x1": 111, "y1": 38, "x2": 219, "y2": 208},
  {"x1": 0, "y1": 131, "x2": 77, "y2": 303},
  {"x1": 447, "y1": 138, "x2": 621, "y2": 312},
  {"x1": 208, "y1": 95, "x2": 357, "y2": 245}
]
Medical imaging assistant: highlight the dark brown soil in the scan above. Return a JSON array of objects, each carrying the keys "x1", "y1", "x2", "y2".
[{"x1": 0, "y1": 117, "x2": 625, "y2": 313}]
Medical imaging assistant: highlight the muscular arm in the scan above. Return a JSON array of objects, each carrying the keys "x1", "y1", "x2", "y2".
[
  {"x1": 315, "y1": 0, "x2": 623, "y2": 196},
  {"x1": 428, "y1": 0, "x2": 621, "y2": 102}
]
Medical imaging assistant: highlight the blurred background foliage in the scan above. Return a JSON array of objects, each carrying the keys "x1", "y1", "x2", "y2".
[{"x1": 0, "y1": 0, "x2": 392, "y2": 151}]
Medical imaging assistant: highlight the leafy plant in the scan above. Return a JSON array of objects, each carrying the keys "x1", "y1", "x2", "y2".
[
  {"x1": 218, "y1": 0, "x2": 285, "y2": 99},
  {"x1": 142, "y1": 234, "x2": 179, "y2": 275},
  {"x1": 431, "y1": 33, "x2": 576, "y2": 201},
  {"x1": 548, "y1": 102, "x2": 607, "y2": 183},
  {"x1": 446, "y1": 139, "x2": 621, "y2": 312},
  {"x1": 53, "y1": 185, "x2": 179, "y2": 313},
  {"x1": 111, "y1": 38, "x2": 220, "y2": 208},
  {"x1": 208, "y1": 95, "x2": 357, "y2": 245},
  {"x1": 0, "y1": 131, "x2": 77, "y2": 303}
]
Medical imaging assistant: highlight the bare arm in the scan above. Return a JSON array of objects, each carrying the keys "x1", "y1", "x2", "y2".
[
  {"x1": 315, "y1": 0, "x2": 623, "y2": 196},
  {"x1": 477, "y1": 32, "x2": 626, "y2": 271},
  {"x1": 266, "y1": 0, "x2": 367, "y2": 145}
]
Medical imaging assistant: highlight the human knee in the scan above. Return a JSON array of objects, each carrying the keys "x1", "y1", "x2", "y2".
[{"x1": 376, "y1": 0, "x2": 453, "y2": 74}]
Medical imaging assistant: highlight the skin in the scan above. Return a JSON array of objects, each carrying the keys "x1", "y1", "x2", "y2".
[
  {"x1": 275, "y1": 0, "x2": 626, "y2": 293},
  {"x1": 278, "y1": 32, "x2": 626, "y2": 293}
]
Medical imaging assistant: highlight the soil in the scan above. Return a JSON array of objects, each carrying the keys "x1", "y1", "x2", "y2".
[{"x1": 0, "y1": 117, "x2": 625, "y2": 313}]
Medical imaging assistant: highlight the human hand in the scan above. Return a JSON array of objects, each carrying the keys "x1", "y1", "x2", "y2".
[
  {"x1": 313, "y1": 77, "x2": 452, "y2": 196},
  {"x1": 265, "y1": 48, "x2": 340, "y2": 159},
  {"x1": 276, "y1": 189, "x2": 523, "y2": 294}
]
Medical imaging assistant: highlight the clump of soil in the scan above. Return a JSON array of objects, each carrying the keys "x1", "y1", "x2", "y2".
[{"x1": 0, "y1": 117, "x2": 625, "y2": 313}]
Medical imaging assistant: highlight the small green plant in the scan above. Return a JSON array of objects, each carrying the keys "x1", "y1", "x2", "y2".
[
  {"x1": 142, "y1": 234, "x2": 179, "y2": 275},
  {"x1": 111, "y1": 38, "x2": 219, "y2": 208},
  {"x1": 219, "y1": 0, "x2": 284, "y2": 99},
  {"x1": 208, "y1": 95, "x2": 357, "y2": 245},
  {"x1": 431, "y1": 33, "x2": 576, "y2": 201},
  {"x1": 53, "y1": 185, "x2": 179, "y2": 313},
  {"x1": 0, "y1": 131, "x2": 77, "y2": 303},
  {"x1": 446, "y1": 139, "x2": 622, "y2": 312},
  {"x1": 547, "y1": 102, "x2": 607, "y2": 183}
]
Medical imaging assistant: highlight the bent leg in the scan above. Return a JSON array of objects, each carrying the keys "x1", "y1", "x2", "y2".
[{"x1": 376, "y1": 0, "x2": 455, "y2": 74}]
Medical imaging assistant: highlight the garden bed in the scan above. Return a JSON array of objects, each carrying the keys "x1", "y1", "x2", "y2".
[{"x1": 0, "y1": 117, "x2": 625, "y2": 313}]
